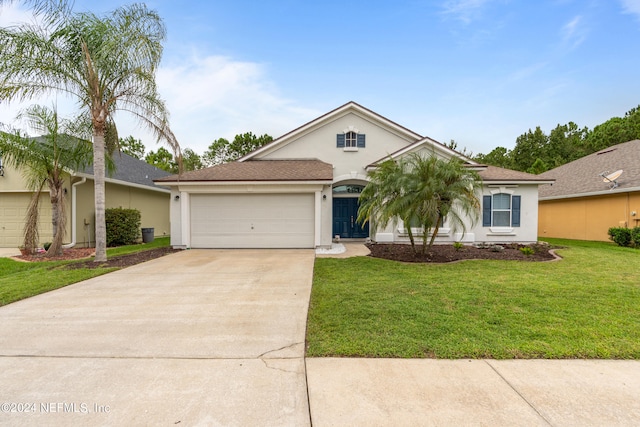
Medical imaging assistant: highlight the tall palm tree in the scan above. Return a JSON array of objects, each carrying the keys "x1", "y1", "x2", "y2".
[
  {"x1": 358, "y1": 152, "x2": 482, "y2": 255},
  {"x1": 0, "y1": 104, "x2": 93, "y2": 256},
  {"x1": 0, "y1": 0, "x2": 180, "y2": 261}
]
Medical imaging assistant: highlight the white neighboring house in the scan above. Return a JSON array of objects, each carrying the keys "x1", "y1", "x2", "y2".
[{"x1": 156, "y1": 102, "x2": 552, "y2": 249}]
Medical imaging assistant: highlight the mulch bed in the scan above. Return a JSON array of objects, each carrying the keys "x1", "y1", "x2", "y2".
[
  {"x1": 366, "y1": 242, "x2": 560, "y2": 263},
  {"x1": 14, "y1": 247, "x2": 181, "y2": 269}
]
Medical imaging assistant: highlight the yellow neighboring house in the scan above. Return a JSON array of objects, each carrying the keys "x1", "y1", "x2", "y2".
[
  {"x1": 538, "y1": 139, "x2": 640, "y2": 242},
  {"x1": 0, "y1": 151, "x2": 171, "y2": 248}
]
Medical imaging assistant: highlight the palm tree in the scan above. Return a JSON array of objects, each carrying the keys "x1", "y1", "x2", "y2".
[
  {"x1": 357, "y1": 152, "x2": 482, "y2": 255},
  {"x1": 0, "y1": 105, "x2": 93, "y2": 256},
  {"x1": 0, "y1": 0, "x2": 180, "y2": 261}
]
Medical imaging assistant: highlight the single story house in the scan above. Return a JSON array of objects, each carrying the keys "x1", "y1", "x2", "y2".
[
  {"x1": 0, "y1": 150, "x2": 171, "y2": 248},
  {"x1": 538, "y1": 139, "x2": 640, "y2": 241},
  {"x1": 156, "y1": 102, "x2": 552, "y2": 249}
]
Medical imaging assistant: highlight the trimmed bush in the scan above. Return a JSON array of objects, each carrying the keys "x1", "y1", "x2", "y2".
[
  {"x1": 106, "y1": 208, "x2": 141, "y2": 247},
  {"x1": 631, "y1": 227, "x2": 640, "y2": 248},
  {"x1": 608, "y1": 227, "x2": 632, "y2": 247}
]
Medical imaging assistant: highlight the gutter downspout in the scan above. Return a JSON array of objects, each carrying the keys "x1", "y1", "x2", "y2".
[{"x1": 62, "y1": 177, "x2": 86, "y2": 249}]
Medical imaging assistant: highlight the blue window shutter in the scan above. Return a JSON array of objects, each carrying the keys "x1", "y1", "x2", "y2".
[
  {"x1": 482, "y1": 195, "x2": 492, "y2": 227},
  {"x1": 511, "y1": 195, "x2": 521, "y2": 227},
  {"x1": 337, "y1": 134, "x2": 345, "y2": 147},
  {"x1": 357, "y1": 134, "x2": 366, "y2": 148}
]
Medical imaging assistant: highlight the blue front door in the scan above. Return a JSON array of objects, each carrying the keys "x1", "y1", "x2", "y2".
[{"x1": 333, "y1": 198, "x2": 369, "y2": 239}]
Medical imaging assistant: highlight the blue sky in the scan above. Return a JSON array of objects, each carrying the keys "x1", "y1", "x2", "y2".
[{"x1": 1, "y1": 0, "x2": 640, "y2": 157}]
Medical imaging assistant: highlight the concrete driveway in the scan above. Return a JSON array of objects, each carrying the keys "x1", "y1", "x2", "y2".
[{"x1": 0, "y1": 249, "x2": 314, "y2": 426}]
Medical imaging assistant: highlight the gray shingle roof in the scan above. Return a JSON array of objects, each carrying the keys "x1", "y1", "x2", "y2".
[
  {"x1": 80, "y1": 151, "x2": 171, "y2": 189},
  {"x1": 155, "y1": 159, "x2": 334, "y2": 183},
  {"x1": 538, "y1": 140, "x2": 640, "y2": 199}
]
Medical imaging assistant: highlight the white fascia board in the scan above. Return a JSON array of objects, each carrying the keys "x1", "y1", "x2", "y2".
[
  {"x1": 484, "y1": 180, "x2": 555, "y2": 186},
  {"x1": 539, "y1": 186, "x2": 640, "y2": 201},
  {"x1": 157, "y1": 180, "x2": 332, "y2": 187},
  {"x1": 75, "y1": 172, "x2": 171, "y2": 194}
]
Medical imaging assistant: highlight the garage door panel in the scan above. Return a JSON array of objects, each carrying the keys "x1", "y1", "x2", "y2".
[
  {"x1": 190, "y1": 194, "x2": 315, "y2": 248},
  {"x1": 0, "y1": 193, "x2": 53, "y2": 247}
]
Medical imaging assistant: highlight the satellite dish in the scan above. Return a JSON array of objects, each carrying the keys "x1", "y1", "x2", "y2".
[{"x1": 600, "y1": 170, "x2": 623, "y2": 189}]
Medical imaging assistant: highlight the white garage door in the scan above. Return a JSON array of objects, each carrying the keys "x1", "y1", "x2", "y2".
[
  {"x1": 190, "y1": 193, "x2": 315, "y2": 248},
  {"x1": 0, "y1": 193, "x2": 52, "y2": 247}
]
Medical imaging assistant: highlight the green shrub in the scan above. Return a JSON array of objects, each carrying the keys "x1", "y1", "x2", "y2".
[
  {"x1": 453, "y1": 242, "x2": 464, "y2": 251},
  {"x1": 43, "y1": 242, "x2": 52, "y2": 251},
  {"x1": 631, "y1": 227, "x2": 640, "y2": 248},
  {"x1": 106, "y1": 208, "x2": 141, "y2": 247},
  {"x1": 519, "y1": 246, "x2": 535, "y2": 256},
  {"x1": 608, "y1": 227, "x2": 632, "y2": 247}
]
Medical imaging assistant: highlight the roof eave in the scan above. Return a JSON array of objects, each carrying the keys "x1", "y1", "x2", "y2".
[
  {"x1": 154, "y1": 179, "x2": 333, "y2": 186},
  {"x1": 75, "y1": 172, "x2": 171, "y2": 193},
  {"x1": 539, "y1": 185, "x2": 640, "y2": 201}
]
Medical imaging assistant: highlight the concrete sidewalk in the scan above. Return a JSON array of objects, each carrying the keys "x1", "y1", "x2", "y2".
[{"x1": 306, "y1": 358, "x2": 640, "y2": 426}]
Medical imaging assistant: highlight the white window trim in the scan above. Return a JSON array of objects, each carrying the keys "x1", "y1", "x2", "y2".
[
  {"x1": 342, "y1": 126, "x2": 360, "y2": 151},
  {"x1": 489, "y1": 187, "x2": 514, "y2": 231}
]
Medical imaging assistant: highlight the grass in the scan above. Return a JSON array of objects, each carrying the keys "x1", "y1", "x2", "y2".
[
  {"x1": 0, "y1": 237, "x2": 170, "y2": 307},
  {"x1": 306, "y1": 238, "x2": 640, "y2": 359}
]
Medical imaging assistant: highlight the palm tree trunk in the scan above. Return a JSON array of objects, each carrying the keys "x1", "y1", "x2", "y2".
[
  {"x1": 45, "y1": 180, "x2": 66, "y2": 257},
  {"x1": 93, "y1": 130, "x2": 107, "y2": 262},
  {"x1": 23, "y1": 183, "x2": 44, "y2": 255}
]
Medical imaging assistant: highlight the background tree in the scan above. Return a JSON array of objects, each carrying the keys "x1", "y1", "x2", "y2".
[
  {"x1": 145, "y1": 147, "x2": 176, "y2": 173},
  {"x1": 118, "y1": 135, "x2": 146, "y2": 159},
  {"x1": 475, "y1": 105, "x2": 640, "y2": 174},
  {"x1": 358, "y1": 153, "x2": 481, "y2": 255},
  {"x1": 0, "y1": 105, "x2": 92, "y2": 256},
  {"x1": 0, "y1": 1, "x2": 180, "y2": 261},
  {"x1": 474, "y1": 146, "x2": 513, "y2": 169},
  {"x1": 180, "y1": 148, "x2": 203, "y2": 171},
  {"x1": 203, "y1": 132, "x2": 273, "y2": 166}
]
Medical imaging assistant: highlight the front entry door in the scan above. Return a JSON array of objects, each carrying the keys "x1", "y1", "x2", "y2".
[{"x1": 333, "y1": 198, "x2": 369, "y2": 239}]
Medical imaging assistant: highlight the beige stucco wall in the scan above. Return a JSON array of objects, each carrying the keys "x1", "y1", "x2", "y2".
[
  {"x1": 0, "y1": 163, "x2": 170, "y2": 247},
  {"x1": 74, "y1": 179, "x2": 170, "y2": 247},
  {"x1": 539, "y1": 192, "x2": 640, "y2": 241},
  {"x1": 258, "y1": 111, "x2": 417, "y2": 181}
]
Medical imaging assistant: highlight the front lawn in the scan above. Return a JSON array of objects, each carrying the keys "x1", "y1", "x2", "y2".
[
  {"x1": 0, "y1": 237, "x2": 170, "y2": 306},
  {"x1": 306, "y1": 239, "x2": 640, "y2": 359}
]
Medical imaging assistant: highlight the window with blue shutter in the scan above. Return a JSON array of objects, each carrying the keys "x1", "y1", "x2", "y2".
[
  {"x1": 483, "y1": 193, "x2": 521, "y2": 227},
  {"x1": 511, "y1": 195, "x2": 521, "y2": 227},
  {"x1": 482, "y1": 195, "x2": 492, "y2": 227},
  {"x1": 337, "y1": 132, "x2": 365, "y2": 149}
]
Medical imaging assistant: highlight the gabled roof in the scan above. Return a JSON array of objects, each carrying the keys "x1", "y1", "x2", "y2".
[
  {"x1": 78, "y1": 151, "x2": 171, "y2": 191},
  {"x1": 155, "y1": 159, "x2": 333, "y2": 183},
  {"x1": 239, "y1": 101, "x2": 424, "y2": 161},
  {"x1": 366, "y1": 137, "x2": 478, "y2": 169},
  {"x1": 538, "y1": 140, "x2": 640, "y2": 200}
]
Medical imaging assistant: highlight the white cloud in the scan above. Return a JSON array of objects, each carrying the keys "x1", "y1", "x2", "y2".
[
  {"x1": 0, "y1": 3, "x2": 32, "y2": 27},
  {"x1": 561, "y1": 15, "x2": 587, "y2": 48},
  {"x1": 440, "y1": 0, "x2": 493, "y2": 23},
  {"x1": 620, "y1": 0, "x2": 640, "y2": 19},
  {"x1": 146, "y1": 53, "x2": 320, "y2": 154}
]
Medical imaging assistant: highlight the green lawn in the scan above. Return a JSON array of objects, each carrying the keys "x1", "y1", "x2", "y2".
[
  {"x1": 0, "y1": 237, "x2": 170, "y2": 307},
  {"x1": 306, "y1": 239, "x2": 640, "y2": 359}
]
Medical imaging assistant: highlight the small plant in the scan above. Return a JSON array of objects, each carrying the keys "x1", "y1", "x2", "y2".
[
  {"x1": 453, "y1": 242, "x2": 464, "y2": 251},
  {"x1": 520, "y1": 246, "x2": 535, "y2": 256}
]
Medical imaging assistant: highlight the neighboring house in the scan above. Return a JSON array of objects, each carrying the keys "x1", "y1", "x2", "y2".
[
  {"x1": 0, "y1": 150, "x2": 171, "y2": 248},
  {"x1": 156, "y1": 102, "x2": 552, "y2": 249},
  {"x1": 538, "y1": 139, "x2": 640, "y2": 241}
]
